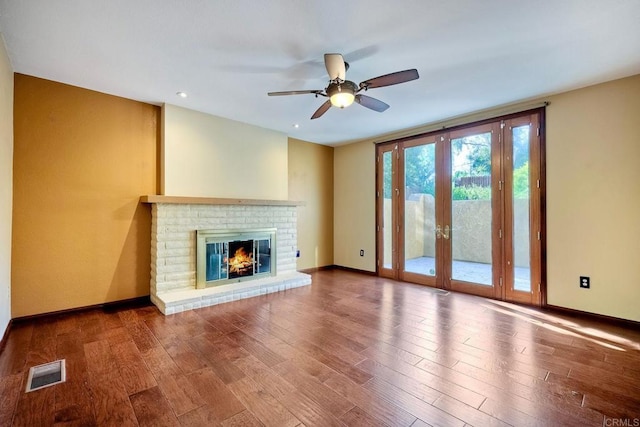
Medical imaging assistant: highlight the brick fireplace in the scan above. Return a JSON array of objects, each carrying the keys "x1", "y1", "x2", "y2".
[{"x1": 142, "y1": 196, "x2": 311, "y2": 314}]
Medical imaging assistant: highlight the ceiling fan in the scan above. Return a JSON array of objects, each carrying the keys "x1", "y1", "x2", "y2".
[{"x1": 268, "y1": 53, "x2": 419, "y2": 120}]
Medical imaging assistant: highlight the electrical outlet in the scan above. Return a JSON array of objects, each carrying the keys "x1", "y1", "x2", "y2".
[
  {"x1": 579, "y1": 276, "x2": 590, "y2": 289},
  {"x1": 360, "y1": 249, "x2": 364, "y2": 257}
]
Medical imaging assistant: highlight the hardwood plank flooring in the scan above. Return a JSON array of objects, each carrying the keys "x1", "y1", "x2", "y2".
[{"x1": 1, "y1": 269, "x2": 639, "y2": 426}]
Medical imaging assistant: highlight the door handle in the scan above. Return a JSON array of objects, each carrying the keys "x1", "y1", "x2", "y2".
[{"x1": 436, "y1": 225, "x2": 450, "y2": 239}]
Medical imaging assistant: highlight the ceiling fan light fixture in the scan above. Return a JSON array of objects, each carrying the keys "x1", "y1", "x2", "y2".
[
  {"x1": 327, "y1": 81, "x2": 357, "y2": 108},
  {"x1": 331, "y1": 91, "x2": 354, "y2": 108}
]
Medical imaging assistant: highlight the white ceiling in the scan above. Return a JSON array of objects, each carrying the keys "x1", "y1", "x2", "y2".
[{"x1": 1, "y1": 1, "x2": 639, "y2": 146}]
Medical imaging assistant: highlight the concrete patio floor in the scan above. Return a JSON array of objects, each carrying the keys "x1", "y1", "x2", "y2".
[{"x1": 396, "y1": 256, "x2": 532, "y2": 292}]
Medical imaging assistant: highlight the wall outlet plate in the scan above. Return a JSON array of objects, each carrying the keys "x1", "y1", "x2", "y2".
[{"x1": 579, "y1": 276, "x2": 590, "y2": 289}]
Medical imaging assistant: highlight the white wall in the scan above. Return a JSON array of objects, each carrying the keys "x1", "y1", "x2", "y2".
[
  {"x1": 162, "y1": 104, "x2": 288, "y2": 200},
  {"x1": 0, "y1": 34, "x2": 13, "y2": 337}
]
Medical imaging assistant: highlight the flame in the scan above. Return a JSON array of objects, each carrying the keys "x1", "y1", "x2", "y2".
[{"x1": 229, "y1": 247, "x2": 253, "y2": 274}]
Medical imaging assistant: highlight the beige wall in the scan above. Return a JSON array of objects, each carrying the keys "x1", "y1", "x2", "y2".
[
  {"x1": 162, "y1": 104, "x2": 288, "y2": 200},
  {"x1": 546, "y1": 74, "x2": 640, "y2": 322},
  {"x1": 333, "y1": 74, "x2": 640, "y2": 322},
  {"x1": 0, "y1": 35, "x2": 13, "y2": 335},
  {"x1": 12, "y1": 75, "x2": 159, "y2": 317},
  {"x1": 334, "y1": 140, "x2": 376, "y2": 271},
  {"x1": 288, "y1": 138, "x2": 334, "y2": 270}
]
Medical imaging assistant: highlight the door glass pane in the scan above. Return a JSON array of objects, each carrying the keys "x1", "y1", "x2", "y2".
[
  {"x1": 383, "y1": 151, "x2": 393, "y2": 269},
  {"x1": 512, "y1": 125, "x2": 531, "y2": 291},
  {"x1": 404, "y1": 144, "x2": 436, "y2": 276},
  {"x1": 451, "y1": 132, "x2": 493, "y2": 285}
]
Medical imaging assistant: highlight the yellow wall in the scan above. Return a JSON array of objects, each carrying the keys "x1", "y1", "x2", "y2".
[
  {"x1": 162, "y1": 104, "x2": 288, "y2": 200},
  {"x1": 333, "y1": 140, "x2": 376, "y2": 271},
  {"x1": 288, "y1": 138, "x2": 334, "y2": 270},
  {"x1": 0, "y1": 34, "x2": 13, "y2": 334},
  {"x1": 546, "y1": 74, "x2": 640, "y2": 322},
  {"x1": 12, "y1": 75, "x2": 159, "y2": 317},
  {"x1": 333, "y1": 74, "x2": 640, "y2": 322}
]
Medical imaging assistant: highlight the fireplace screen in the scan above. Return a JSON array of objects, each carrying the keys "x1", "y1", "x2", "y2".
[{"x1": 197, "y1": 229, "x2": 276, "y2": 288}]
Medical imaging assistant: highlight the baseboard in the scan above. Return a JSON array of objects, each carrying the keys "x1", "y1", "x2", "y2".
[
  {"x1": 0, "y1": 319, "x2": 13, "y2": 356},
  {"x1": 299, "y1": 265, "x2": 337, "y2": 274},
  {"x1": 545, "y1": 304, "x2": 640, "y2": 329},
  {"x1": 332, "y1": 265, "x2": 377, "y2": 276},
  {"x1": 299, "y1": 265, "x2": 377, "y2": 276},
  {"x1": 11, "y1": 295, "x2": 152, "y2": 324}
]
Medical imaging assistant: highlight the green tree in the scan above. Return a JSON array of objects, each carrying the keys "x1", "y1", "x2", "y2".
[
  {"x1": 404, "y1": 144, "x2": 436, "y2": 197},
  {"x1": 452, "y1": 185, "x2": 492, "y2": 200},
  {"x1": 451, "y1": 133, "x2": 492, "y2": 200},
  {"x1": 452, "y1": 133, "x2": 492, "y2": 176},
  {"x1": 513, "y1": 161, "x2": 529, "y2": 199},
  {"x1": 383, "y1": 151, "x2": 392, "y2": 199},
  {"x1": 512, "y1": 125, "x2": 530, "y2": 170},
  {"x1": 383, "y1": 128, "x2": 529, "y2": 201}
]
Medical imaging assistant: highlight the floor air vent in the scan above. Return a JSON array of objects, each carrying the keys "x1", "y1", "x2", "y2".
[{"x1": 25, "y1": 359, "x2": 66, "y2": 392}]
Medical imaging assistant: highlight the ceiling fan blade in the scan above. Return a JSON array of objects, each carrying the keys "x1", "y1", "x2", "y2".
[
  {"x1": 360, "y1": 69, "x2": 419, "y2": 89},
  {"x1": 310, "y1": 100, "x2": 332, "y2": 120},
  {"x1": 324, "y1": 53, "x2": 346, "y2": 81},
  {"x1": 355, "y1": 94, "x2": 390, "y2": 112},
  {"x1": 268, "y1": 89, "x2": 323, "y2": 96}
]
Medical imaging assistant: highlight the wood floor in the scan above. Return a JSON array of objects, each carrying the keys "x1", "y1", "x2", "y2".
[{"x1": 1, "y1": 270, "x2": 639, "y2": 426}]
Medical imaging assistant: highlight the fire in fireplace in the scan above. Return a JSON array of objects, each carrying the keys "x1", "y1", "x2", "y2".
[
  {"x1": 228, "y1": 241, "x2": 254, "y2": 278},
  {"x1": 196, "y1": 228, "x2": 276, "y2": 288}
]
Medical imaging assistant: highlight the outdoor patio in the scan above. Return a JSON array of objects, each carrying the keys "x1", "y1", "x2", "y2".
[{"x1": 402, "y1": 256, "x2": 532, "y2": 292}]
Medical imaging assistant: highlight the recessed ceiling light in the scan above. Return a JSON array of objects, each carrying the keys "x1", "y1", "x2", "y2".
[
  {"x1": 176, "y1": 91, "x2": 187, "y2": 98},
  {"x1": 292, "y1": 123, "x2": 300, "y2": 129}
]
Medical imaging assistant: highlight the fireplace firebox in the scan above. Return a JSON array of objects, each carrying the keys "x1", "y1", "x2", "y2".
[{"x1": 196, "y1": 228, "x2": 276, "y2": 288}]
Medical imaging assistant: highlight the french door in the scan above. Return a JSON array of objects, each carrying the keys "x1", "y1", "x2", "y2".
[{"x1": 376, "y1": 110, "x2": 544, "y2": 305}]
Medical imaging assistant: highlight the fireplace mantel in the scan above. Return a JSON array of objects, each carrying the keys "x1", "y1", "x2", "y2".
[{"x1": 141, "y1": 195, "x2": 304, "y2": 207}]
